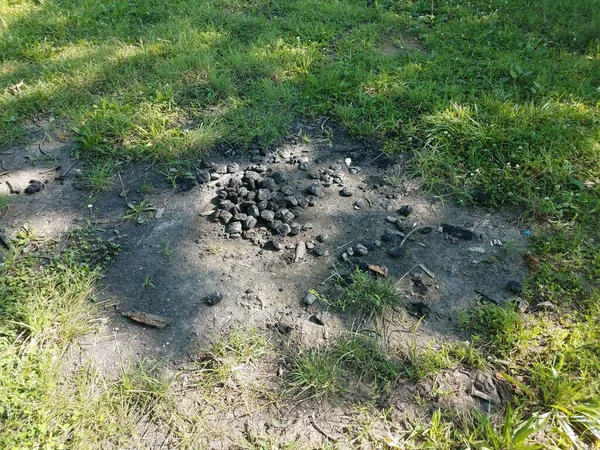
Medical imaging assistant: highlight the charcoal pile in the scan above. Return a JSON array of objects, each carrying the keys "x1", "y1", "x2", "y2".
[{"x1": 207, "y1": 163, "x2": 333, "y2": 246}]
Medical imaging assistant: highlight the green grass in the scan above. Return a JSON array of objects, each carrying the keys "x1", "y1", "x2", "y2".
[
  {"x1": 83, "y1": 162, "x2": 114, "y2": 191},
  {"x1": 1, "y1": 0, "x2": 600, "y2": 447},
  {"x1": 319, "y1": 268, "x2": 402, "y2": 317},
  {"x1": 459, "y1": 302, "x2": 523, "y2": 355},
  {"x1": 0, "y1": 195, "x2": 10, "y2": 212},
  {"x1": 288, "y1": 348, "x2": 346, "y2": 400}
]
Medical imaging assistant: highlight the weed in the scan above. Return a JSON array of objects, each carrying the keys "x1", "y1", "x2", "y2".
[
  {"x1": 0, "y1": 195, "x2": 11, "y2": 212},
  {"x1": 322, "y1": 268, "x2": 402, "y2": 318},
  {"x1": 465, "y1": 404, "x2": 549, "y2": 450},
  {"x1": 333, "y1": 333, "x2": 399, "y2": 384},
  {"x1": 123, "y1": 199, "x2": 154, "y2": 224},
  {"x1": 160, "y1": 239, "x2": 174, "y2": 262},
  {"x1": 460, "y1": 302, "x2": 522, "y2": 354},
  {"x1": 197, "y1": 327, "x2": 271, "y2": 385},
  {"x1": 205, "y1": 244, "x2": 224, "y2": 255},
  {"x1": 138, "y1": 181, "x2": 155, "y2": 195},
  {"x1": 84, "y1": 163, "x2": 114, "y2": 191},
  {"x1": 142, "y1": 275, "x2": 154, "y2": 289},
  {"x1": 288, "y1": 348, "x2": 345, "y2": 400}
]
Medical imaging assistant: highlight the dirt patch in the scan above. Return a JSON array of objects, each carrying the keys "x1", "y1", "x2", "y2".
[
  {"x1": 1, "y1": 120, "x2": 531, "y2": 447},
  {"x1": 381, "y1": 34, "x2": 425, "y2": 56}
]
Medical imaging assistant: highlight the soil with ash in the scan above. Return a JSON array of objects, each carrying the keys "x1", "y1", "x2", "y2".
[{"x1": 1, "y1": 120, "x2": 531, "y2": 448}]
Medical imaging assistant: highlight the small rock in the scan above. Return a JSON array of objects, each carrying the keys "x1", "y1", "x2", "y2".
[
  {"x1": 276, "y1": 223, "x2": 291, "y2": 237},
  {"x1": 294, "y1": 241, "x2": 306, "y2": 262},
  {"x1": 261, "y1": 178, "x2": 279, "y2": 191},
  {"x1": 298, "y1": 162, "x2": 309, "y2": 171},
  {"x1": 386, "y1": 216, "x2": 397, "y2": 223},
  {"x1": 373, "y1": 239, "x2": 382, "y2": 247},
  {"x1": 355, "y1": 244, "x2": 368, "y2": 256},
  {"x1": 204, "y1": 292, "x2": 223, "y2": 306},
  {"x1": 244, "y1": 216, "x2": 258, "y2": 230},
  {"x1": 272, "y1": 172, "x2": 287, "y2": 184},
  {"x1": 219, "y1": 210, "x2": 233, "y2": 224},
  {"x1": 308, "y1": 171, "x2": 320, "y2": 180},
  {"x1": 397, "y1": 205, "x2": 413, "y2": 216},
  {"x1": 302, "y1": 222, "x2": 314, "y2": 231},
  {"x1": 313, "y1": 245, "x2": 328, "y2": 256},
  {"x1": 271, "y1": 236, "x2": 285, "y2": 250},
  {"x1": 306, "y1": 195, "x2": 317, "y2": 206},
  {"x1": 289, "y1": 222, "x2": 301, "y2": 235},
  {"x1": 284, "y1": 196, "x2": 298, "y2": 207},
  {"x1": 24, "y1": 180, "x2": 43, "y2": 194},
  {"x1": 281, "y1": 185, "x2": 295, "y2": 196},
  {"x1": 257, "y1": 200, "x2": 268, "y2": 211},
  {"x1": 311, "y1": 311, "x2": 331, "y2": 326},
  {"x1": 389, "y1": 246, "x2": 405, "y2": 258},
  {"x1": 469, "y1": 247, "x2": 486, "y2": 254},
  {"x1": 234, "y1": 213, "x2": 248, "y2": 221},
  {"x1": 226, "y1": 221, "x2": 243, "y2": 234},
  {"x1": 303, "y1": 292, "x2": 317, "y2": 305},
  {"x1": 244, "y1": 171, "x2": 262, "y2": 181},
  {"x1": 196, "y1": 171, "x2": 211, "y2": 183},
  {"x1": 316, "y1": 234, "x2": 328, "y2": 243},
  {"x1": 306, "y1": 242, "x2": 315, "y2": 250},
  {"x1": 340, "y1": 187, "x2": 353, "y2": 197},
  {"x1": 226, "y1": 163, "x2": 239, "y2": 173},
  {"x1": 346, "y1": 247, "x2": 354, "y2": 256},
  {"x1": 247, "y1": 205, "x2": 260, "y2": 217},
  {"x1": 506, "y1": 280, "x2": 523, "y2": 295},
  {"x1": 281, "y1": 209, "x2": 295, "y2": 223},
  {"x1": 306, "y1": 183, "x2": 325, "y2": 198},
  {"x1": 353, "y1": 199, "x2": 365, "y2": 209},
  {"x1": 212, "y1": 164, "x2": 227, "y2": 174},
  {"x1": 441, "y1": 223, "x2": 474, "y2": 240},
  {"x1": 257, "y1": 189, "x2": 272, "y2": 201},
  {"x1": 260, "y1": 210, "x2": 275, "y2": 222}
]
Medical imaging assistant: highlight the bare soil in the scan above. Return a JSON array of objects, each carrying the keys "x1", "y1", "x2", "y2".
[{"x1": 1, "y1": 119, "x2": 531, "y2": 448}]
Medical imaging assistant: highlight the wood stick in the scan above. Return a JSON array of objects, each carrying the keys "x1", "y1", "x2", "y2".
[{"x1": 122, "y1": 310, "x2": 170, "y2": 328}]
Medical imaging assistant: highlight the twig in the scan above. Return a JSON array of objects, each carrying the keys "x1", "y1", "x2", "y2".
[
  {"x1": 38, "y1": 136, "x2": 50, "y2": 157},
  {"x1": 364, "y1": 197, "x2": 372, "y2": 207},
  {"x1": 394, "y1": 264, "x2": 418, "y2": 288},
  {"x1": 117, "y1": 172, "x2": 128, "y2": 199},
  {"x1": 39, "y1": 166, "x2": 61, "y2": 174},
  {"x1": 399, "y1": 226, "x2": 425, "y2": 248},
  {"x1": 372, "y1": 152, "x2": 384, "y2": 162},
  {"x1": 419, "y1": 263, "x2": 435, "y2": 279},
  {"x1": 336, "y1": 240, "x2": 353, "y2": 250},
  {"x1": 310, "y1": 415, "x2": 338, "y2": 442},
  {"x1": 61, "y1": 160, "x2": 78, "y2": 176},
  {"x1": 144, "y1": 160, "x2": 156, "y2": 172},
  {"x1": 5, "y1": 180, "x2": 18, "y2": 194}
]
